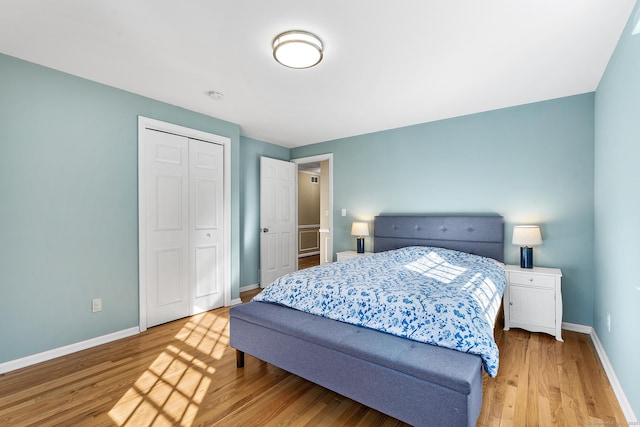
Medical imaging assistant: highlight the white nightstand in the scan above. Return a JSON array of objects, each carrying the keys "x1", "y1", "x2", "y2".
[
  {"x1": 503, "y1": 265, "x2": 563, "y2": 341},
  {"x1": 336, "y1": 250, "x2": 373, "y2": 261}
]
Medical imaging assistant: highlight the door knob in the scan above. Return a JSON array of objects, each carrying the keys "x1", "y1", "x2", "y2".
[{"x1": 262, "y1": 228, "x2": 269, "y2": 233}]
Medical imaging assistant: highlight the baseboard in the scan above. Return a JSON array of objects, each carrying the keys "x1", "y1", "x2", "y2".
[
  {"x1": 235, "y1": 283, "x2": 261, "y2": 305},
  {"x1": 562, "y1": 321, "x2": 592, "y2": 335},
  {"x1": 298, "y1": 251, "x2": 320, "y2": 258},
  {"x1": 239, "y1": 283, "x2": 260, "y2": 293},
  {"x1": 589, "y1": 330, "x2": 638, "y2": 423},
  {"x1": 0, "y1": 327, "x2": 140, "y2": 375}
]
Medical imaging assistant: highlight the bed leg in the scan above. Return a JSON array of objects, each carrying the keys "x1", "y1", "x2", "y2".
[{"x1": 236, "y1": 350, "x2": 245, "y2": 368}]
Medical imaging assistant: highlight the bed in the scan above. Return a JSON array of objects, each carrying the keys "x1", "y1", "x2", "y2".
[{"x1": 230, "y1": 215, "x2": 505, "y2": 426}]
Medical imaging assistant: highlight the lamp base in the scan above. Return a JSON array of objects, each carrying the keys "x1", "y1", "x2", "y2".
[
  {"x1": 356, "y1": 237, "x2": 365, "y2": 254},
  {"x1": 520, "y1": 247, "x2": 533, "y2": 269}
]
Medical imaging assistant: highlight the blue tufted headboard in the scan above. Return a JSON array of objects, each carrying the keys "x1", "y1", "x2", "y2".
[{"x1": 373, "y1": 215, "x2": 504, "y2": 262}]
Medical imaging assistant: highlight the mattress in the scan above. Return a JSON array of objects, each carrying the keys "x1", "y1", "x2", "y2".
[{"x1": 254, "y1": 246, "x2": 506, "y2": 376}]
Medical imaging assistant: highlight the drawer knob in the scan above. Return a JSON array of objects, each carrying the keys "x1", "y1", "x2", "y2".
[{"x1": 529, "y1": 278, "x2": 534, "y2": 281}]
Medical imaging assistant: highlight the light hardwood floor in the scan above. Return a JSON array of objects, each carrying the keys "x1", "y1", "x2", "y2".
[
  {"x1": 0, "y1": 289, "x2": 626, "y2": 426},
  {"x1": 298, "y1": 254, "x2": 320, "y2": 270}
]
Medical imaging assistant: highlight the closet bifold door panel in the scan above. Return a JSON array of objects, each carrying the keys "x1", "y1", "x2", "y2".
[
  {"x1": 189, "y1": 139, "x2": 224, "y2": 315},
  {"x1": 145, "y1": 130, "x2": 190, "y2": 327},
  {"x1": 144, "y1": 129, "x2": 224, "y2": 328}
]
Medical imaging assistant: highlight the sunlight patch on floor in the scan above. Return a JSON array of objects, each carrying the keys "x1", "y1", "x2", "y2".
[{"x1": 108, "y1": 311, "x2": 228, "y2": 426}]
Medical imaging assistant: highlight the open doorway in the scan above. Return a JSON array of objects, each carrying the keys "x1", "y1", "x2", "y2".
[{"x1": 292, "y1": 154, "x2": 333, "y2": 269}]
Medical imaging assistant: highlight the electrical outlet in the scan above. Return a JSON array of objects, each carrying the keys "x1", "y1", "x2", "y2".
[
  {"x1": 92, "y1": 298, "x2": 102, "y2": 313},
  {"x1": 341, "y1": 208, "x2": 347, "y2": 216},
  {"x1": 606, "y1": 313, "x2": 611, "y2": 332}
]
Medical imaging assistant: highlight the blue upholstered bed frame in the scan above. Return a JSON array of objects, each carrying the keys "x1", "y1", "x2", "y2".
[{"x1": 230, "y1": 215, "x2": 504, "y2": 426}]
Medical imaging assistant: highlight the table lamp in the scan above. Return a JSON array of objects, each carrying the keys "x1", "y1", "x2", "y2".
[
  {"x1": 512, "y1": 225, "x2": 542, "y2": 269},
  {"x1": 351, "y1": 222, "x2": 369, "y2": 254}
]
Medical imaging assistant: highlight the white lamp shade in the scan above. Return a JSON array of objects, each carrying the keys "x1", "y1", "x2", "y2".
[
  {"x1": 512, "y1": 225, "x2": 542, "y2": 246},
  {"x1": 351, "y1": 222, "x2": 369, "y2": 237}
]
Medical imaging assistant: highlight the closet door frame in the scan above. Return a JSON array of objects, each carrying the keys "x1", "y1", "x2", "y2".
[{"x1": 137, "y1": 116, "x2": 231, "y2": 332}]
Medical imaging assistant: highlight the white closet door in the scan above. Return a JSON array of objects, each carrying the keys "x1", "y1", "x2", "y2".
[
  {"x1": 144, "y1": 131, "x2": 225, "y2": 327},
  {"x1": 145, "y1": 130, "x2": 190, "y2": 327},
  {"x1": 189, "y1": 139, "x2": 224, "y2": 313}
]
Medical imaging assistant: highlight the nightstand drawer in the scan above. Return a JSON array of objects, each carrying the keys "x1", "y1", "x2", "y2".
[{"x1": 509, "y1": 272, "x2": 556, "y2": 288}]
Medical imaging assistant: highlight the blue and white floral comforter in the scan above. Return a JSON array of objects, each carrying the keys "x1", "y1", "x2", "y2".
[{"x1": 253, "y1": 246, "x2": 506, "y2": 377}]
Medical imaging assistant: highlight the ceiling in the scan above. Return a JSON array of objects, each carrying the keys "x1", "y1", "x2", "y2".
[{"x1": 0, "y1": 1, "x2": 636, "y2": 148}]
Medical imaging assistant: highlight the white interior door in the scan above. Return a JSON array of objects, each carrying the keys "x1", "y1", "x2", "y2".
[
  {"x1": 190, "y1": 139, "x2": 224, "y2": 314},
  {"x1": 145, "y1": 130, "x2": 190, "y2": 327},
  {"x1": 260, "y1": 157, "x2": 297, "y2": 287}
]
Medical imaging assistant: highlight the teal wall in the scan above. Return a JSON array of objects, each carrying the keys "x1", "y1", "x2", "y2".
[
  {"x1": 594, "y1": 0, "x2": 640, "y2": 416},
  {"x1": 0, "y1": 53, "x2": 241, "y2": 363},
  {"x1": 292, "y1": 94, "x2": 595, "y2": 326},
  {"x1": 239, "y1": 136, "x2": 290, "y2": 287}
]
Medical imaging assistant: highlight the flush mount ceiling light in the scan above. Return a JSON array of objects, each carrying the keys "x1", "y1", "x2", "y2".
[{"x1": 272, "y1": 30, "x2": 323, "y2": 69}]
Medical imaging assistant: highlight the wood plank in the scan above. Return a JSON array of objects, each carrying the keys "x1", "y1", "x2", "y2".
[{"x1": 0, "y1": 290, "x2": 628, "y2": 426}]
